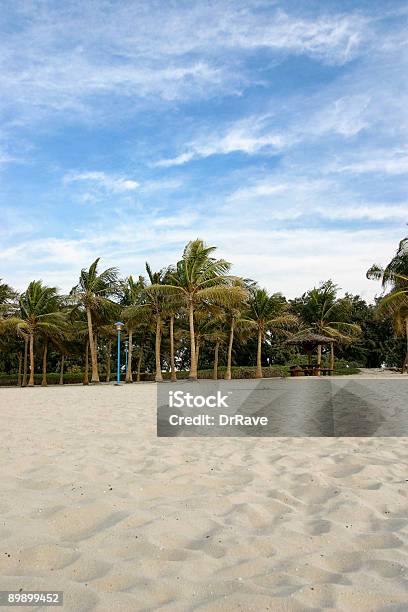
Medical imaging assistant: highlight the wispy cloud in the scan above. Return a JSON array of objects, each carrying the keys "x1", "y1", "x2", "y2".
[
  {"x1": 0, "y1": 2, "x2": 370, "y2": 127},
  {"x1": 1, "y1": 1, "x2": 406, "y2": 301},
  {"x1": 156, "y1": 93, "x2": 372, "y2": 166},
  {"x1": 332, "y1": 150, "x2": 408, "y2": 175},
  {"x1": 63, "y1": 171, "x2": 139, "y2": 193},
  {"x1": 155, "y1": 115, "x2": 287, "y2": 166}
]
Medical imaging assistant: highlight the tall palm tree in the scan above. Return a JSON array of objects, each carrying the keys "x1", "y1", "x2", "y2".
[
  {"x1": 292, "y1": 281, "x2": 361, "y2": 371},
  {"x1": 9, "y1": 281, "x2": 64, "y2": 386},
  {"x1": 121, "y1": 275, "x2": 145, "y2": 383},
  {"x1": 367, "y1": 237, "x2": 408, "y2": 372},
  {"x1": 155, "y1": 239, "x2": 233, "y2": 380},
  {"x1": 222, "y1": 283, "x2": 249, "y2": 380},
  {"x1": 70, "y1": 258, "x2": 118, "y2": 383},
  {"x1": 123, "y1": 264, "x2": 168, "y2": 382},
  {"x1": 242, "y1": 288, "x2": 297, "y2": 378}
]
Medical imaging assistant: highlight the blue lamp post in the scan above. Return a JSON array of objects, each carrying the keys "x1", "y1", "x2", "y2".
[{"x1": 114, "y1": 321, "x2": 124, "y2": 385}]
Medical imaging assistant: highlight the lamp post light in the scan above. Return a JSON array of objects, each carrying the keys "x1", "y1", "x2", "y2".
[
  {"x1": 124, "y1": 340, "x2": 129, "y2": 379},
  {"x1": 114, "y1": 321, "x2": 124, "y2": 385}
]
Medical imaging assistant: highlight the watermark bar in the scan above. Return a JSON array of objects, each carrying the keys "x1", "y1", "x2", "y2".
[
  {"x1": 157, "y1": 379, "x2": 408, "y2": 437},
  {"x1": 0, "y1": 592, "x2": 63, "y2": 606}
]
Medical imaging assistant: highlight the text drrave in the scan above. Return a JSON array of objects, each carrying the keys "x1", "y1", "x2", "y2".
[{"x1": 168, "y1": 414, "x2": 269, "y2": 426}]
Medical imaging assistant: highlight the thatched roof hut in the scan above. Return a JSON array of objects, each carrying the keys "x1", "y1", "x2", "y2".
[
  {"x1": 286, "y1": 333, "x2": 335, "y2": 351},
  {"x1": 286, "y1": 333, "x2": 336, "y2": 369}
]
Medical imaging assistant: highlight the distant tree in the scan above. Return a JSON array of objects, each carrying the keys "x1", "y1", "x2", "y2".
[
  {"x1": 121, "y1": 275, "x2": 145, "y2": 382},
  {"x1": 242, "y1": 288, "x2": 297, "y2": 378},
  {"x1": 70, "y1": 258, "x2": 119, "y2": 383},
  {"x1": 291, "y1": 280, "x2": 361, "y2": 370},
  {"x1": 155, "y1": 239, "x2": 234, "y2": 380},
  {"x1": 9, "y1": 281, "x2": 64, "y2": 386},
  {"x1": 367, "y1": 237, "x2": 408, "y2": 372}
]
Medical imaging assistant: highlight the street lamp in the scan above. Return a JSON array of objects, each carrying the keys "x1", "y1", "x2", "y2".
[{"x1": 114, "y1": 321, "x2": 124, "y2": 385}]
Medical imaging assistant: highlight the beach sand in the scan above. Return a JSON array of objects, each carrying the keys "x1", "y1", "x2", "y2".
[{"x1": 1, "y1": 382, "x2": 408, "y2": 611}]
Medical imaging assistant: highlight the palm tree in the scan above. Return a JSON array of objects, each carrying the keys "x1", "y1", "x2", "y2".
[
  {"x1": 367, "y1": 237, "x2": 408, "y2": 372},
  {"x1": 242, "y1": 288, "x2": 297, "y2": 378},
  {"x1": 70, "y1": 258, "x2": 118, "y2": 383},
  {"x1": 123, "y1": 264, "x2": 168, "y2": 382},
  {"x1": 291, "y1": 281, "x2": 361, "y2": 371},
  {"x1": 0, "y1": 281, "x2": 19, "y2": 380},
  {"x1": 211, "y1": 326, "x2": 227, "y2": 380},
  {"x1": 9, "y1": 281, "x2": 64, "y2": 386},
  {"x1": 155, "y1": 239, "x2": 233, "y2": 380},
  {"x1": 121, "y1": 275, "x2": 145, "y2": 383},
  {"x1": 0, "y1": 280, "x2": 17, "y2": 316},
  {"x1": 222, "y1": 283, "x2": 249, "y2": 380}
]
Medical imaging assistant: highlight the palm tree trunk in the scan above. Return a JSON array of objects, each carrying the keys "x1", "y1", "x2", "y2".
[
  {"x1": 213, "y1": 341, "x2": 219, "y2": 380},
  {"x1": 170, "y1": 316, "x2": 176, "y2": 382},
  {"x1": 28, "y1": 332, "x2": 35, "y2": 386},
  {"x1": 83, "y1": 340, "x2": 89, "y2": 385},
  {"x1": 329, "y1": 343, "x2": 335, "y2": 371},
  {"x1": 22, "y1": 336, "x2": 28, "y2": 387},
  {"x1": 317, "y1": 344, "x2": 322, "y2": 376},
  {"x1": 255, "y1": 327, "x2": 263, "y2": 379},
  {"x1": 225, "y1": 318, "x2": 235, "y2": 380},
  {"x1": 136, "y1": 342, "x2": 144, "y2": 382},
  {"x1": 42, "y1": 340, "x2": 48, "y2": 386},
  {"x1": 105, "y1": 340, "x2": 112, "y2": 382},
  {"x1": 86, "y1": 307, "x2": 99, "y2": 383},
  {"x1": 155, "y1": 315, "x2": 163, "y2": 382},
  {"x1": 17, "y1": 351, "x2": 22, "y2": 386},
  {"x1": 403, "y1": 318, "x2": 408, "y2": 374},
  {"x1": 59, "y1": 354, "x2": 65, "y2": 385},
  {"x1": 196, "y1": 340, "x2": 200, "y2": 375},
  {"x1": 126, "y1": 329, "x2": 133, "y2": 382},
  {"x1": 188, "y1": 300, "x2": 197, "y2": 380}
]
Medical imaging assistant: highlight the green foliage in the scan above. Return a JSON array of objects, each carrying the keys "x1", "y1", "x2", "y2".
[{"x1": 2, "y1": 237, "x2": 408, "y2": 381}]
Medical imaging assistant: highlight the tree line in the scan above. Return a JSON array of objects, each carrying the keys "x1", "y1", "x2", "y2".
[{"x1": 1, "y1": 237, "x2": 408, "y2": 386}]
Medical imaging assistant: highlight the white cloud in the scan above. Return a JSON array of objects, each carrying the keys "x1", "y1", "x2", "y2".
[
  {"x1": 227, "y1": 178, "x2": 332, "y2": 204},
  {"x1": 155, "y1": 92, "x2": 373, "y2": 167},
  {"x1": 63, "y1": 171, "x2": 139, "y2": 193},
  {"x1": 223, "y1": 9, "x2": 367, "y2": 63},
  {"x1": 155, "y1": 115, "x2": 287, "y2": 166},
  {"x1": 333, "y1": 151, "x2": 408, "y2": 175},
  {"x1": 1, "y1": 224, "x2": 401, "y2": 301},
  {"x1": 0, "y1": 154, "x2": 14, "y2": 164},
  {"x1": 305, "y1": 95, "x2": 371, "y2": 138},
  {"x1": 316, "y1": 204, "x2": 408, "y2": 221},
  {"x1": 0, "y1": 2, "x2": 370, "y2": 127}
]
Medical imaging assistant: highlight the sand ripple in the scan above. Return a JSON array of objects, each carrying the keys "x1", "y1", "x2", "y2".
[{"x1": 1, "y1": 384, "x2": 408, "y2": 610}]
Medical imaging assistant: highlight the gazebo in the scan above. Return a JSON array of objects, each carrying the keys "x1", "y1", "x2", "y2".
[{"x1": 286, "y1": 333, "x2": 336, "y2": 376}]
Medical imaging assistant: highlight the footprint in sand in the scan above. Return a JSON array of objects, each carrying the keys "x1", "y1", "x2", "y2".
[
  {"x1": 325, "y1": 465, "x2": 364, "y2": 478},
  {"x1": 366, "y1": 559, "x2": 407, "y2": 579},
  {"x1": 0, "y1": 543, "x2": 79, "y2": 575},
  {"x1": 66, "y1": 557, "x2": 113, "y2": 582},
  {"x1": 304, "y1": 519, "x2": 333, "y2": 535},
  {"x1": 323, "y1": 551, "x2": 363, "y2": 573},
  {"x1": 355, "y1": 533, "x2": 403, "y2": 550},
  {"x1": 49, "y1": 503, "x2": 128, "y2": 542}
]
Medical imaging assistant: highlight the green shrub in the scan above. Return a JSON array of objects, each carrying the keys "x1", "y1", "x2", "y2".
[
  {"x1": 0, "y1": 372, "x2": 84, "y2": 386},
  {"x1": 0, "y1": 360, "x2": 359, "y2": 386}
]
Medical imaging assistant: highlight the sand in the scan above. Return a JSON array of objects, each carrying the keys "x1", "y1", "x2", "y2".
[{"x1": 1, "y1": 381, "x2": 408, "y2": 611}]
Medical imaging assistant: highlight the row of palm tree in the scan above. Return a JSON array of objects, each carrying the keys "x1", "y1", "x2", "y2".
[{"x1": 2, "y1": 236, "x2": 407, "y2": 384}]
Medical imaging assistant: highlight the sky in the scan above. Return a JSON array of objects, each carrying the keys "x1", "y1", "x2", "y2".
[{"x1": 0, "y1": 0, "x2": 407, "y2": 300}]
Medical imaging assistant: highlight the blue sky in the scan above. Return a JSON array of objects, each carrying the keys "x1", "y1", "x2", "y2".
[{"x1": 0, "y1": 0, "x2": 407, "y2": 299}]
